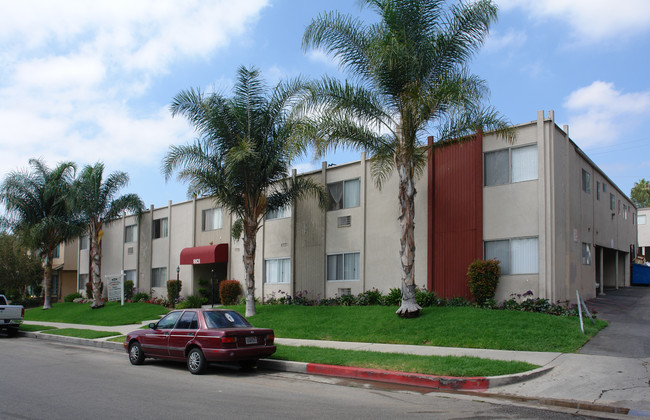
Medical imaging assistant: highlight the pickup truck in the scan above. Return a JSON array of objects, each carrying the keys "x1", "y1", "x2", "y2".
[{"x1": 0, "y1": 294, "x2": 24, "y2": 337}]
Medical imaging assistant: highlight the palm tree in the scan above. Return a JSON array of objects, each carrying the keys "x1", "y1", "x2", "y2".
[
  {"x1": 162, "y1": 66, "x2": 327, "y2": 317},
  {"x1": 0, "y1": 159, "x2": 82, "y2": 309},
  {"x1": 302, "y1": 0, "x2": 515, "y2": 316},
  {"x1": 72, "y1": 163, "x2": 144, "y2": 308}
]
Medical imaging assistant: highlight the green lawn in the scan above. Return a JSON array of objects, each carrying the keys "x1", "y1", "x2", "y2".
[
  {"x1": 24, "y1": 302, "x2": 169, "y2": 326},
  {"x1": 225, "y1": 304, "x2": 606, "y2": 353},
  {"x1": 271, "y1": 345, "x2": 538, "y2": 377},
  {"x1": 40, "y1": 328, "x2": 121, "y2": 339}
]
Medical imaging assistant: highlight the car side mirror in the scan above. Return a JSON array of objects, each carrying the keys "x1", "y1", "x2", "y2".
[{"x1": 149, "y1": 323, "x2": 156, "y2": 329}]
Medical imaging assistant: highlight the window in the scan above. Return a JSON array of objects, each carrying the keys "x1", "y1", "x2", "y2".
[
  {"x1": 639, "y1": 214, "x2": 647, "y2": 225},
  {"x1": 152, "y1": 267, "x2": 167, "y2": 288},
  {"x1": 124, "y1": 225, "x2": 137, "y2": 243},
  {"x1": 618, "y1": 200, "x2": 621, "y2": 214},
  {"x1": 596, "y1": 181, "x2": 600, "y2": 200},
  {"x1": 603, "y1": 183, "x2": 607, "y2": 192},
  {"x1": 327, "y1": 252, "x2": 360, "y2": 281},
  {"x1": 581, "y1": 169, "x2": 591, "y2": 193},
  {"x1": 176, "y1": 311, "x2": 198, "y2": 330},
  {"x1": 582, "y1": 243, "x2": 592, "y2": 265},
  {"x1": 80, "y1": 235, "x2": 89, "y2": 250},
  {"x1": 78, "y1": 273, "x2": 88, "y2": 290},
  {"x1": 267, "y1": 205, "x2": 291, "y2": 220},
  {"x1": 484, "y1": 237, "x2": 538, "y2": 275},
  {"x1": 624, "y1": 205, "x2": 628, "y2": 220},
  {"x1": 202, "y1": 208, "x2": 222, "y2": 231},
  {"x1": 265, "y1": 258, "x2": 290, "y2": 284},
  {"x1": 610, "y1": 194, "x2": 615, "y2": 211},
  {"x1": 53, "y1": 244, "x2": 60, "y2": 259},
  {"x1": 152, "y1": 217, "x2": 168, "y2": 239},
  {"x1": 328, "y1": 178, "x2": 360, "y2": 211},
  {"x1": 124, "y1": 270, "x2": 136, "y2": 287},
  {"x1": 484, "y1": 144, "x2": 537, "y2": 186},
  {"x1": 157, "y1": 311, "x2": 181, "y2": 329}
]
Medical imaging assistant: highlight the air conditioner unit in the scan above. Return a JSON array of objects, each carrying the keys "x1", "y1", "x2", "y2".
[{"x1": 338, "y1": 215, "x2": 351, "y2": 228}]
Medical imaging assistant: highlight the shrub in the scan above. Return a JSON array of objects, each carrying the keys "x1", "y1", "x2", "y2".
[
  {"x1": 64, "y1": 292, "x2": 83, "y2": 303},
  {"x1": 467, "y1": 259, "x2": 501, "y2": 305},
  {"x1": 415, "y1": 287, "x2": 437, "y2": 307},
  {"x1": 357, "y1": 289, "x2": 383, "y2": 306},
  {"x1": 219, "y1": 280, "x2": 242, "y2": 305},
  {"x1": 177, "y1": 295, "x2": 203, "y2": 309},
  {"x1": 166, "y1": 279, "x2": 182, "y2": 303},
  {"x1": 133, "y1": 292, "x2": 150, "y2": 302},
  {"x1": 383, "y1": 288, "x2": 402, "y2": 306},
  {"x1": 124, "y1": 280, "x2": 134, "y2": 301},
  {"x1": 447, "y1": 296, "x2": 471, "y2": 306}
]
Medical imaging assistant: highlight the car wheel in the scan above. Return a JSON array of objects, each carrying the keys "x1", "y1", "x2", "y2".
[
  {"x1": 239, "y1": 359, "x2": 257, "y2": 370},
  {"x1": 187, "y1": 348, "x2": 207, "y2": 374},
  {"x1": 129, "y1": 342, "x2": 145, "y2": 365}
]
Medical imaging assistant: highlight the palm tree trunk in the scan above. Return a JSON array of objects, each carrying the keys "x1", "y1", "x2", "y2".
[
  {"x1": 90, "y1": 225, "x2": 104, "y2": 308},
  {"x1": 243, "y1": 219, "x2": 258, "y2": 317},
  {"x1": 42, "y1": 252, "x2": 53, "y2": 310},
  {"x1": 395, "y1": 159, "x2": 422, "y2": 317}
]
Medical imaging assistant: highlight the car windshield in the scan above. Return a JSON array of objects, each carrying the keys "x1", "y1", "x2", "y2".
[{"x1": 203, "y1": 311, "x2": 252, "y2": 328}]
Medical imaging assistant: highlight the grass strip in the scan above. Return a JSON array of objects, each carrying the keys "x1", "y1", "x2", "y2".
[
  {"x1": 40, "y1": 328, "x2": 121, "y2": 339},
  {"x1": 270, "y1": 345, "x2": 538, "y2": 377},
  {"x1": 19, "y1": 324, "x2": 58, "y2": 332},
  {"x1": 107, "y1": 335, "x2": 127, "y2": 343},
  {"x1": 25, "y1": 302, "x2": 169, "y2": 326},
  {"x1": 226, "y1": 304, "x2": 607, "y2": 353}
]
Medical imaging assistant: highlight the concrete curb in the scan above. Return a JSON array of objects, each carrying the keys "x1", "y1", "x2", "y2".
[{"x1": 20, "y1": 331, "x2": 124, "y2": 352}]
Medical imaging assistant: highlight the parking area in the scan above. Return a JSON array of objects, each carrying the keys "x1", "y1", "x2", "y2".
[{"x1": 580, "y1": 286, "x2": 650, "y2": 358}]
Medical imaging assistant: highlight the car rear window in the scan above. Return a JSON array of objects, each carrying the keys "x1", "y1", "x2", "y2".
[{"x1": 203, "y1": 311, "x2": 252, "y2": 328}]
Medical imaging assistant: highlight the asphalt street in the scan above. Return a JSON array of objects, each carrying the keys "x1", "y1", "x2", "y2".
[{"x1": 0, "y1": 338, "x2": 601, "y2": 420}]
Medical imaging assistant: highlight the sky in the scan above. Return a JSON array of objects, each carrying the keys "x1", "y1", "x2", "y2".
[{"x1": 1, "y1": 0, "x2": 649, "y2": 210}]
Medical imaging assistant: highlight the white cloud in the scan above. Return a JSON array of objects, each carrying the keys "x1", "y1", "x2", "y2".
[
  {"x1": 498, "y1": 0, "x2": 650, "y2": 42},
  {"x1": 306, "y1": 49, "x2": 339, "y2": 68},
  {"x1": 564, "y1": 81, "x2": 650, "y2": 148},
  {"x1": 0, "y1": 0, "x2": 269, "y2": 180},
  {"x1": 484, "y1": 29, "x2": 527, "y2": 52}
]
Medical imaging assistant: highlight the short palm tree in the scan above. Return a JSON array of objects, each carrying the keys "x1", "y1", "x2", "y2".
[
  {"x1": 163, "y1": 66, "x2": 327, "y2": 317},
  {"x1": 0, "y1": 159, "x2": 82, "y2": 309},
  {"x1": 72, "y1": 163, "x2": 144, "y2": 308},
  {"x1": 302, "y1": 0, "x2": 515, "y2": 316}
]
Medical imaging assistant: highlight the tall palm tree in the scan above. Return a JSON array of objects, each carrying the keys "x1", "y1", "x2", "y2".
[
  {"x1": 302, "y1": 0, "x2": 515, "y2": 316},
  {"x1": 72, "y1": 163, "x2": 144, "y2": 308},
  {"x1": 0, "y1": 159, "x2": 82, "y2": 309},
  {"x1": 163, "y1": 66, "x2": 327, "y2": 317}
]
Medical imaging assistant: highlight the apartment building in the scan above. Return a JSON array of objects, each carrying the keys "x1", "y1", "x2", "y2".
[{"x1": 60, "y1": 111, "x2": 636, "y2": 304}]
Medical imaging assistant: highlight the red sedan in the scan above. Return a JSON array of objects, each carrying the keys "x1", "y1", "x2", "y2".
[{"x1": 124, "y1": 308, "x2": 276, "y2": 374}]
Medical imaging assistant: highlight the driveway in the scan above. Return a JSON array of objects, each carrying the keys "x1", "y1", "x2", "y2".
[{"x1": 580, "y1": 286, "x2": 650, "y2": 358}]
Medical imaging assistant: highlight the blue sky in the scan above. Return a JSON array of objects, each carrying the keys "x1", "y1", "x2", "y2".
[{"x1": 1, "y1": 0, "x2": 649, "y2": 209}]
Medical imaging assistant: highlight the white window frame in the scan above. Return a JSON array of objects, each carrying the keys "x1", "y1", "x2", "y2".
[
  {"x1": 582, "y1": 169, "x2": 591, "y2": 194},
  {"x1": 79, "y1": 235, "x2": 89, "y2": 250},
  {"x1": 327, "y1": 178, "x2": 361, "y2": 211},
  {"x1": 124, "y1": 224, "x2": 138, "y2": 243},
  {"x1": 202, "y1": 208, "x2": 222, "y2": 231},
  {"x1": 78, "y1": 273, "x2": 88, "y2": 291},
  {"x1": 264, "y1": 258, "x2": 291, "y2": 284},
  {"x1": 484, "y1": 237, "x2": 539, "y2": 275},
  {"x1": 152, "y1": 267, "x2": 167, "y2": 288},
  {"x1": 327, "y1": 252, "x2": 361, "y2": 281},
  {"x1": 152, "y1": 217, "x2": 168, "y2": 239},
  {"x1": 582, "y1": 243, "x2": 592, "y2": 265},
  {"x1": 124, "y1": 270, "x2": 137, "y2": 288},
  {"x1": 266, "y1": 204, "x2": 292, "y2": 220},
  {"x1": 484, "y1": 144, "x2": 538, "y2": 187},
  {"x1": 639, "y1": 214, "x2": 647, "y2": 225}
]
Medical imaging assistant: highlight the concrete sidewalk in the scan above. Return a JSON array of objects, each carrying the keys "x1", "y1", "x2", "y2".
[{"x1": 19, "y1": 319, "x2": 650, "y2": 417}]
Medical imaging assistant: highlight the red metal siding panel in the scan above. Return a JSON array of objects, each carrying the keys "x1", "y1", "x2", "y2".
[{"x1": 428, "y1": 135, "x2": 483, "y2": 299}]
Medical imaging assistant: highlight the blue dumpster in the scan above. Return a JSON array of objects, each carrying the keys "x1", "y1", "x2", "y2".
[{"x1": 632, "y1": 263, "x2": 650, "y2": 285}]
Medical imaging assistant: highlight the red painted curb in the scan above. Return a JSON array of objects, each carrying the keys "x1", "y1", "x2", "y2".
[{"x1": 306, "y1": 363, "x2": 489, "y2": 391}]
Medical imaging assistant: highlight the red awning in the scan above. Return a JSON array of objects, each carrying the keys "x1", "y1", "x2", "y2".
[{"x1": 180, "y1": 244, "x2": 228, "y2": 265}]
